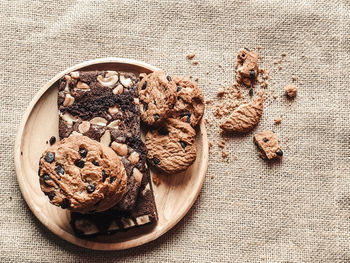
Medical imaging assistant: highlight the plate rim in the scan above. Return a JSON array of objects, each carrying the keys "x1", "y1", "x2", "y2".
[{"x1": 14, "y1": 57, "x2": 209, "y2": 250}]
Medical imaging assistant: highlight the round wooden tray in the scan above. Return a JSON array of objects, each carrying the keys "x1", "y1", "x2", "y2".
[{"x1": 14, "y1": 58, "x2": 208, "y2": 250}]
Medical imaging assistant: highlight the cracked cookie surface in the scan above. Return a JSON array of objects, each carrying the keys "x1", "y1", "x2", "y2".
[
  {"x1": 254, "y1": 130, "x2": 283, "y2": 159},
  {"x1": 145, "y1": 118, "x2": 197, "y2": 174},
  {"x1": 39, "y1": 135, "x2": 127, "y2": 213}
]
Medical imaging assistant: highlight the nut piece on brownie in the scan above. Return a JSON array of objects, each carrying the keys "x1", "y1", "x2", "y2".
[
  {"x1": 38, "y1": 135, "x2": 127, "y2": 213},
  {"x1": 254, "y1": 130, "x2": 283, "y2": 159},
  {"x1": 236, "y1": 48, "x2": 259, "y2": 86},
  {"x1": 220, "y1": 97, "x2": 263, "y2": 133}
]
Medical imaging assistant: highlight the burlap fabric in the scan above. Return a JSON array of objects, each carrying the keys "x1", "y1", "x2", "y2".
[{"x1": 1, "y1": 1, "x2": 350, "y2": 262}]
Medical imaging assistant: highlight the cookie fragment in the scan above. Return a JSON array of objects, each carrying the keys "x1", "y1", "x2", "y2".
[
  {"x1": 254, "y1": 130, "x2": 283, "y2": 159},
  {"x1": 220, "y1": 97, "x2": 264, "y2": 133},
  {"x1": 145, "y1": 118, "x2": 197, "y2": 174},
  {"x1": 285, "y1": 84, "x2": 298, "y2": 98},
  {"x1": 235, "y1": 49, "x2": 259, "y2": 86}
]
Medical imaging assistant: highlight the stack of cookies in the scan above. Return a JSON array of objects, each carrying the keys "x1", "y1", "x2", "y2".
[
  {"x1": 138, "y1": 71, "x2": 205, "y2": 174},
  {"x1": 37, "y1": 69, "x2": 205, "y2": 237}
]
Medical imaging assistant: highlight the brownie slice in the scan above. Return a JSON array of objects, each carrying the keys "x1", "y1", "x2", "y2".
[{"x1": 57, "y1": 71, "x2": 157, "y2": 233}]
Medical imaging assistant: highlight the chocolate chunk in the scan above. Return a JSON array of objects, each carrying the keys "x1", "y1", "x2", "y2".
[
  {"x1": 49, "y1": 136, "x2": 56, "y2": 145},
  {"x1": 180, "y1": 141, "x2": 187, "y2": 149},
  {"x1": 249, "y1": 70, "x2": 256, "y2": 79},
  {"x1": 44, "y1": 152, "x2": 55, "y2": 163},
  {"x1": 154, "y1": 100, "x2": 157, "y2": 105},
  {"x1": 61, "y1": 198, "x2": 70, "y2": 209},
  {"x1": 38, "y1": 167, "x2": 41, "y2": 177},
  {"x1": 43, "y1": 174, "x2": 51, "y2": 181},
  {"x1": 55, "y1": 164, "x2": 64, "y2": 175},
  {"x1": 177, "y1": 86, "x2": 181, "y2": 92},
  {"x1": 186, "y1": 115, "x2": 191, "y2": 123},
  {"x1": 154, "y1": 114, "x2": 160, "y2": 122},
  {"x1": 110, "y1": 177, "x2": 116, "y2": 183},
  {"x1": 166, "y1": 75, "x2": 172, "y2": 81},
  {"x1": 276, "y1": 150, "x2": 283, "y2": 156},
  {"x1": 48, "y1": 193, "x2": 55, "y2": 201},
  {"x1": 158, "y1": 127, "x2": 169, "y2": 136},
  {"x1": 171, "y1": 104, "x2": 175, "y2": 109},
  {"x1": 75, "y1": 160, "x2": 85, "y2": 168},
  {"x1": 141, "y1": 81, "x2": 147, "y2": 90},
  {"x1": 79, "y1": 147, "x2": 87, "y2": 158},
  {"x1": 143, "y1": 103, "x2": 148, "y2": 111},
  {"x1": 263, "y1": 138, "x2": 268, "y2": 143},
  {"x1": 102, "y1": 170, "x2": 107, "y2": 182},
  {"x1": 86, "y1": 184, "x2": 95, "y2": 193},
  {"x1": 249, "y1": 89, "x2": 253, "y2": 96},
  {"x1": 153, "y1": 157, "x2": 160, "y2": 165},
  {"x1": 92, "y1": 160, "x2": 99, "y2": 166}
]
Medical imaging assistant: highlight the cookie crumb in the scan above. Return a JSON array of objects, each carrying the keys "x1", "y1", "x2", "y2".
[
  {"x1": 217, "y1": 87, "x2": 225, "y2": 97},
  {"x1": 205, "y1": 99, "x2": 213, "y2": 105},
  {"x1": 208, "y1": 141, "x2": 213, "y2": 148},
  {"x1": 273, "y1": 95, "x2": 278, "y2": 99},
  {"x1": 186, "y1": 52, "x2": 196, "y2": 60},
  {"x1": 218, "y1": 139, "x2": 226, "y2": 149},
  {"x1": 192, "y1": 60, "x2": 199, "y2": 65},
  {"x1": 278, "y1": 65, "x2": 282, "y2": 70},
  {"x1": 222, "y1": 150, "x2": 228, "y2": 158},
  {"x1": 285, "y1": 84, "x2": 298, "y2": 98},
  {"x1": 194, "y1": 77, "x2": 199, "y2": 82},
  {"x1": 206, "y1": 71, "x2": 209, "y2": 75},
  {"x1": 210, "y1": 175, "x2": 215, "y2": 180},
  {"x1": 189, "y1": 75, "x2": 193, "y2": 78},
  {"x1": 292, "y1": 75, "x2": 297, "y2": 81},
  {"x1": 152, "y1": 174, "x2": 161, "y2": 186},
  {"x1": 274, "y1": 116, "x2": 282, "y2": 125},
  {"x1": 281, "y1": 52, "x2": 287, "y2": 57}
]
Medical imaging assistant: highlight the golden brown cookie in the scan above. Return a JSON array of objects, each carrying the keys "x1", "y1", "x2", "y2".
[
  {"x1": 235, "y1": 48, "x2": 259, "y2": 86},
  {"x1": 254, "y1": 130, "x2": 283, "y2": 159},
  {"x1": 220, "y1": 97, "x2": 263, "y2": 133},
  {"x1": 171, "y1": 76, "x2": 205, "y2": 127},
  {"x1": 138, "y1": 70, "x2": 177, "y2": 126},
  {"x1": 38, "y1": 135, "x2": 127, "y2": 213},
  {"x1": 145, "y1": 118, "x2": 197, "y2": 174}
]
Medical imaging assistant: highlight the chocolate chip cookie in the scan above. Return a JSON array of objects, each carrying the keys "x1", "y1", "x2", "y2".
[
  {"x1": 236, "y1": 48, "x2": 259, "y2": 86},
  {"x1": 254, "y1": 130, "x2": 283, "y2": 159},
  {"x1": 171, "y1": 76, "x2": 204, "y2": 127},
  {"x1": 145, "y1": 118, "x2": 197, "y2": 174},
  {"x1": 138, "y1": 70, "x2": 177, "y2": 126},
  {"x1": 39, "y1": 135, "x2": 127, "y2": 213}
]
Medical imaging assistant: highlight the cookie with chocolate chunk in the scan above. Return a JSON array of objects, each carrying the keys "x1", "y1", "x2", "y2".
[
  {"x1": 254, "y1": 130, "x2": 283, "y2": 159},
  {"x1": 145, "y1": 118, "x2": 197, "y2": 174},
  {"x1": 38, "y1": 135, "x2": 127, "y2": 213},
  {"x1": 236, "y1": 48, "x2": 259, "y2": 86},
  {"x1": 171, "y1": 76, "x2": 204, "y2": 127},
  {"x1": 138, "y1": 70, "x2": 177, "y2": 126}
]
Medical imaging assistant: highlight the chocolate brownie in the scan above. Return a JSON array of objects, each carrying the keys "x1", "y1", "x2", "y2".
[{"x1": 57, "y1": 71, "x2": 157, "y2": 232}]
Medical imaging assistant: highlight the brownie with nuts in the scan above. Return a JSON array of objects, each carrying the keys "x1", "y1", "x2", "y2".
[{"x1": 57, "y1": 71, "x2": 158, "y2": 232}]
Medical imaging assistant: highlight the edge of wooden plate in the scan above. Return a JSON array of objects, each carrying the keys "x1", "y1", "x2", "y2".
[{"x1": 14, "y1": 58, "x2": 209, "y2": 250}]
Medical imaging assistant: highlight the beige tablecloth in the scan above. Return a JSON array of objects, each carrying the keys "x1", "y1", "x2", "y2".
[{"x1": 1, "y1": 1, "x2": 350, "y2": 262}]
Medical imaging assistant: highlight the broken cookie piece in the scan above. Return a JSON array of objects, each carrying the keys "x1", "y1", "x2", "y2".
[
  {"x1": 220, "y1": 97, "x2": 263, "y2": 133},
  {"x1": 285, "y1": 84, "x2": 298, "y2": 98},
  {"x1": 254, "y1": 130, "x2": 283, "y2": 159},
  {"x1": 235, "y1": 48, "x2": 259, "y2": 86}
]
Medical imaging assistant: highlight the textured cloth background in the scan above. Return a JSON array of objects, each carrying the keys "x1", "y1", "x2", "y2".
[{"x1": 1, "y1": 0, "x2": 350, "y2": 262}]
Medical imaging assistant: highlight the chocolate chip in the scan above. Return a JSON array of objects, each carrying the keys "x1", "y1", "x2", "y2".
[
  {"x1": 171, "y1": 104, "x2": 175, "y2": 109},
  {"x1": 75, "y1": 160, "x2": 85, "y2": 168},
  {"x1": 166, "y1": 75, "x2": 172, "y2": 81},
  {"x1": 180, "y1": 141, "x2": 187, "y2": 149},
  {"x1": 177, "y1": 86, "x2": 181, "y2": 92},
  {"x1": 86, "y1": 184, "x2": 95, "y2": 193},
  {"x1": 38, "y1": 167, "x2": 41, "y2": 177},
  {"x1": 102, "y1": 170, "x2": 107, "y2": 182},
  {"x1": 55, "y1": 164, "x2": 64, "y2": 175},
  {"x1": 186, "y1": 115, "x2": 191, "y2": 123},
  {"x1": 49, "y1": 136, "x2": 56, "y2": 145},
  {"x1": 177, "y1": 96, "x2": 182, "y2": 101},
  {"x1": 92, "y1": 160, "x2": 99, "y2": 166},
  {"x1": 44, "y1": 152, "x2": 55, "y2": 163},
  {"x1": 154, "y1": 100, "x2": 157, "y2": 105},
  {"x1": 141, "y1": 81, "x2": 147, "y2": 90},
  {"x1": 263, "y1": 138, "x2": 268, "y2": 143},
  {"x1": 153, "y1": 157, "x2": 160, "y2": 165},
  {"x1": 61, "y1": 198, "x2": 70, "y2": 209},
  {"x1": 249, "y1": 70, "x2": 256, "y2": 79},
  {"x1": 110, "y1": 177, "x2": 116, "y2": 183},
  {"x1": 48, "y1": 193, "x2": 55, "y2": 201},
  {"x1": 249, "y1": 89, "x2": 253, "y2": 96},
  {"x1": 143, "y1": 103, "x2": 148, "y2": 111},
  {"x1": 43, "y1": 174, "x2": 50, "y2": 181},
  {"x1": 276, "y1": 150, "x2": 283, "y2": 156},
  {"x1": 79, "y1": 147, "x2": 87, "y2": 158},
  {"x1": 154, "y1": 114, "x2": 160, "y2": 121},
  {"x1": 158, "y1": 127, "x2": 169, "y2": 135}
]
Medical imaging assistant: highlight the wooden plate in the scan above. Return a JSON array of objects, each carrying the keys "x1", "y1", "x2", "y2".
[{"x1": 14, "y1": 58, "x2": 208, "y2": 250}]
